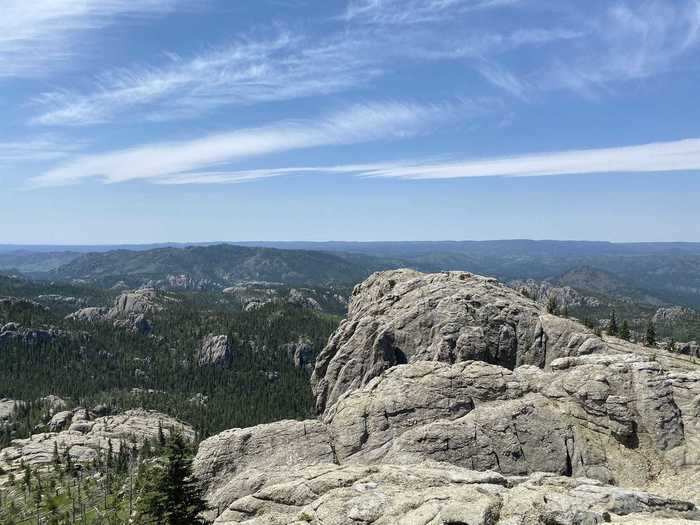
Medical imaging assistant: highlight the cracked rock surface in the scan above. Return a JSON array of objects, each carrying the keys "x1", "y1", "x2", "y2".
[
  {"x1": 310, "y1": 269, "x2": 605, "y2": 413},
  {"x1": 187, "y1": 270, "x2": 700, "y2": 523}
]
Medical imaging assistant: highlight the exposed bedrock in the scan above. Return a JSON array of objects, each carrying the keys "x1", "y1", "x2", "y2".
[
  {"x1": 191, "y1": 270, "x2": 700, "y2": 523},
  {"x1": 311, "y1": 269, "x2": 605, "y2": 413}
]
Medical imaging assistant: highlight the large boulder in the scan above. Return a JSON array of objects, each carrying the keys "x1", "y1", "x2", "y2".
[{"x1": 311, "y1": 269, "x2": 605, "y2": 412}]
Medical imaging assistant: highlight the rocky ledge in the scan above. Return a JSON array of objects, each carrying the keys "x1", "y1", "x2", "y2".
[
  {"x1": 0, "y1": 409, "x2": 193, "y2": 470},
  {"x1": 191, "y1": 270, "x2": 700, "y2": 524}
]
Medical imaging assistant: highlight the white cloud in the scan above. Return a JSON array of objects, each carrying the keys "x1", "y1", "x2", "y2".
[
  {"x1": 477, "y1": 63, "x2": 529, "y2": 99},
  {"x1": 151, "y1": 137, "x2": 700, "y2": 184},
  {"x1": 32, "y1": 33, "x2": 381, "y2": 126},
  {"x1": 0, "y1": 136, "x2": 84, "y2": 165},
  {"x1": 545, "y1": 0, "x2": 700, "y2": 95},
  {"x1": 344, "y1": 0, "x2": 520, "y2": 25},
  {"x1": 0, "y1": 0, "x2": 179, "y2": 78},
  {"x1": 30, "y1": 101, "x2": 454, "y2": 187}
]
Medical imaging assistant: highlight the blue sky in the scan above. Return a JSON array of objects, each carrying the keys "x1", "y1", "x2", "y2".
[{"x1": 2, "y1": 0, "x2": 700, "y2": 243}]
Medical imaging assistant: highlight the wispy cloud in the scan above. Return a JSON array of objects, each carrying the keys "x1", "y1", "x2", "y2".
[
  {"x1": 30, "y1": 101, "x2": 456, "y2": 187},
  {"x1": 32, "y1": 32, "x2": 381, "y2": 126},
  {"x1": 477, "y1": 62, "x2": 529, "y2": 99},
  {"x1": 152, "y1": 137, "x2": 700, "y2": 184},
  {"x1": 545, "y1": 0, "x2": 700, "y2": 96},
  {"x1": 0, "y1": 0, "x2": 179, "y2": 78},
  {"x1": 344, "y1": 0, "x2": 521, "y2": 25},
  {"x1": 31, "y1": 22, "x2": 580, "y2": 126},
  {"x1": 0, "y1": 136, "x2": 85, "y2": 165}
]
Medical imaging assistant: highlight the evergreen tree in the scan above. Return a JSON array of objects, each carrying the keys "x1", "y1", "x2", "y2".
[
  {"x1": 137, "y1": 432, "x2": 208, "y2": 524},
  {"x1": 546, "y1": 296, "x2": 558, "y2": 315},
  {"x1": 107, "y1": 439, "x2": 114, "y2": 468},
  {"x1": 645, "y1": 321, "x2": 657, "y2": 347},
  {"x1": 619, "y1": 320, "x2": 631, "y2": 341},
  {"x1": 52, "y1": 442, "x2": 60, "y2": 466},
  {"x1": 158, "y1": 420, "x2": 166, "y2": 448},
  {"x1": 608, "y1": 309, "x2": 618, "y2": 336}
]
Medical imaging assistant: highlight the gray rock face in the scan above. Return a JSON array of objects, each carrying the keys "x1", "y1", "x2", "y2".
[
  {"x1": 213, "y1": 463, "x2": 699, "y2": 525},
  {"x1": 193, "y1": 419, "x2": 335, "y2": 510},
  {"x1": 320, "y1": 355, "x2": 696, "y2": 486},
  {"x1": 282, "y1": 338, "x2": 315, "y2": 373},
  {"x1": 191, "y1": 270, "x2": 700, "y2": 523},
  {"x1": 0, "y1": 409, "x2": 193, "y2": 470},
  {"x1": 197, "y1": 335, "x2": 234, "y2": 368},
  {"x1": 110, "y1": 288, "x2": 164, "y2": 317},
  {"x1": 311, "y1": 269, "x2": 605, "y2": 412}
]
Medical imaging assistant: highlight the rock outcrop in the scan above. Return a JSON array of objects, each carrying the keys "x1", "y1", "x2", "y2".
[
  {"x1": 674, "y1": 340, "x2": 700, "y2": 358},
  {"x1": 654, "y1": 306, "x2": 695, "y2": 324},
  {"x1": 66, "y1": 288, "x2": 171, "y2": 334},
  {"x1": 281, "y1": 338, "x2": 315, "y2": 373},
  {"x1": 0, "y1": 398, "x2": 22, "y2": 425},
  {"x1": 0, "y1": 322, "x2": 80, "y2": 347},
  {"x1": 188, "y1": 270, "x2": 700, "y2": 524},
  {"x1": 311, "y1": 269, "x2": 605, "y2": 412},
  {"x1": 510, "y1": 278, "x2": 601, "y2": 308},
  {"x1": 0, "y1": 409, "x2": 193, "y2": 470},
  {"x1": 197, "y1": 334, "x2": 234, "y2": 368}
]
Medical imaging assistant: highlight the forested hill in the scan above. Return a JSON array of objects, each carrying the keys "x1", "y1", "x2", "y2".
[{"x1": 48, "y1": 244, "x2": 387, "y2": 289}]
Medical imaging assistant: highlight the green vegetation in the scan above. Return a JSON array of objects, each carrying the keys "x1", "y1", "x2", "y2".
[
  {"x1": 608, "y1": 309, "x2": 618, "y2": 336},
  {"x1": 0, "y1": 431, "x2": 209, "y2": 524},
  {"x1": 136, "y1": 432, "x2": 207, "y2": 524},
  {"x1": 1, "y1": 292, "x2": 340, "y2": 447},
  {"x1": 49, "y1": 244, "x2": 382, "y2": 289},
  {"x1": 646, "y1": 321, "x2": 657, "y2": 347},
  {"x1": 620, "y1": 320, "x2": 631, "y2": 341}
]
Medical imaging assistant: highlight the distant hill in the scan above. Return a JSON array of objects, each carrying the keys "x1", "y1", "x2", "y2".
[
  {"x1": 551, "y1": 266, "x2": 663, "y2": 305},
  {"x1": 5, "y1": 240, "x2": 700, "y2": 307},
  {"x1": 0, "y1": 250, "x2": 81, "y2": 273},
  {"x1": 49, "y1": 244, "x2": 388, "y2": 289}
]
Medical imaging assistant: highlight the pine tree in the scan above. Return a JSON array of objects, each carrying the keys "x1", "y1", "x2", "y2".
[
  {"x1": 107, "y1": 439, "x2": 114, "y2": 468},
  {"x1": 608, "y1": 309, "x2": 618, "y2": 336},
  {"x1": 137, "y1": 432, "x2": 208, "y2": 524},
  {"x1": 158, "y1": 420, "x2": 166, "y2": 448},
  {"x1": 546, "y1": 296, "x2": 558, "y2": 315},
  {"x1": 619, "y1": 320, "x2": 631, "y2": 341},
  {"x1": 52, "y1": 441, "x2": 60, "y2": 467},
  {"x1": 645, "y1": 320, "x2": 657, "y2": 347}
]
